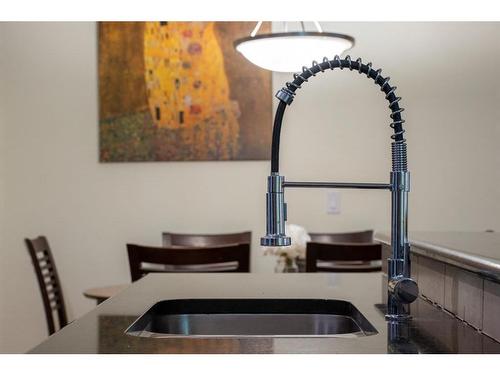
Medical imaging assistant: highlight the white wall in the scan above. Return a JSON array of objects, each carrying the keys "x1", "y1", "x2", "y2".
[{"x1": 0, "y1": 22, "x2": 499, "y2": 353}]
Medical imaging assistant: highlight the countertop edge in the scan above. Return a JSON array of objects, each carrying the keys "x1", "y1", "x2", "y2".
[{"x1": 375, "y1": 232, "x2": 500, "y2": 281}]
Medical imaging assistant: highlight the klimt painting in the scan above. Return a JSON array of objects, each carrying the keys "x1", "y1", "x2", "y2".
[{"x1": 98, "y1": 22, "x2": 272, "y2": 162}]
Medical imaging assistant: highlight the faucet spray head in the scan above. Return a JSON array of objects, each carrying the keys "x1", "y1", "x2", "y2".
[
  {"x1": 261, "y1": 234, "x2": 291, "y2": 247},
  {"x1": 260, "y1": 174, "x2": 291, "y2": 247}
]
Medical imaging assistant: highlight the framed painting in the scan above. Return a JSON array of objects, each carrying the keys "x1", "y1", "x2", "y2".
[{"x1": 98, "y1": 22, "x2": 272, "y2": 162}]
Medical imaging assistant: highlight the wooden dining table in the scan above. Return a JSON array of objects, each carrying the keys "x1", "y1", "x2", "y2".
[
  {"x1": 82, "y1": 264, "x2": 246, "y2": 304},
  {"x1": 83, "y1": 284, "x2": 129, "y2": 304}
]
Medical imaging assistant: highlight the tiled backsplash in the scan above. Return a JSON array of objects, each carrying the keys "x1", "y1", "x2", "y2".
[
  {"x1": 483, "y1": 280, "x2": 500, "y2": 340},
  {"x1": 382, "y1": 244, "x2": 500, "y2": 342}
]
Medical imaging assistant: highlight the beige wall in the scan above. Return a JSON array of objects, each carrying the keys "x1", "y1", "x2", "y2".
[
  {"x1": 0, "y1": 22, "x2": 499, "y2": 352},
  {"x1": 0, "y1": 25, "x2": 7, "y2": 351}
]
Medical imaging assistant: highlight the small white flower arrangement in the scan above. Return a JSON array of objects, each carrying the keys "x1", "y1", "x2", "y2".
[{"x1": 262, "y1": 223, "x2": 311, "y2": 272}]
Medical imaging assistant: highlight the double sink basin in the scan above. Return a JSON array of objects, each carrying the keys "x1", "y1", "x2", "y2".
[{"x1": 126, "y1": 299, "x2": 377, "y2": 338}]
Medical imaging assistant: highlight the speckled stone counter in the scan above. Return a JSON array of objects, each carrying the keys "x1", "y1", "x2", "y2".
[{"x1": 29, "y1": 272, "x2": 500, "y2": 354}]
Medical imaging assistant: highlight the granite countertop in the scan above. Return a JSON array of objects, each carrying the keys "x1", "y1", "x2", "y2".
[
  {"x1": 376, "y1": 231, "x2": 500, "y2": 281},
  {"x1": 29, "y1": 272, "x2": 500, "y2": 354}
]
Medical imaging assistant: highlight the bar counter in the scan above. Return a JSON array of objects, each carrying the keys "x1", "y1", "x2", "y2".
[{"x1": 29, "y1": 272, "x2": 500, "y2": 354}]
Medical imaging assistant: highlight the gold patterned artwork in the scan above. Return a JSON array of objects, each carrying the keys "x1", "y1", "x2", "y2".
[{"x1": 99, "y1": 22, "x2": 272, "y2": 162}]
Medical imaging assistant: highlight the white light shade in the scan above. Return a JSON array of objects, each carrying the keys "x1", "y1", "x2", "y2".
[{"x1": 235, "y1": 32, "x2": 354, "y2": 73}]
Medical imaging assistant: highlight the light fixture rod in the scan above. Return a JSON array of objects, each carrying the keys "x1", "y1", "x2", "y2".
[
  {"x1": 250, "y1": 21, "x2": 263, "y2": 37},
  {"x1": 313, "y1": 21, "x2": 323, "y2": 33}
]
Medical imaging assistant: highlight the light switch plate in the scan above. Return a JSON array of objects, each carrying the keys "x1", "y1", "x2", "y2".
[{"x1": 326, "y1": 190, "x2": 341, "y2": 214}]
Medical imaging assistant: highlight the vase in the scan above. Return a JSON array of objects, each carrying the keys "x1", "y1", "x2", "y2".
[
  {"x1": 296, "y1": 258, "x2": 306, "y2": 273},
  {"x1": 275, "y1": 255, "x2": 299, "y2": 273}
]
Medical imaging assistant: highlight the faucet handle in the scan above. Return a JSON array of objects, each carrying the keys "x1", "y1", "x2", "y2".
[{"x1": 388, "y1": 277, "x2": 419, "y2": 304}]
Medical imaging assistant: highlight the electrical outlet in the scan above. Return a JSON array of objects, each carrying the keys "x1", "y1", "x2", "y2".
[{"x1": 326, "y1": 190, "x2": 341, "y2": 214}]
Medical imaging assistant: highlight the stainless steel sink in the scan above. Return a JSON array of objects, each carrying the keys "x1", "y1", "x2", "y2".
[{"x1": 125, "y1": 299, "x2": 377, "y2": 338}]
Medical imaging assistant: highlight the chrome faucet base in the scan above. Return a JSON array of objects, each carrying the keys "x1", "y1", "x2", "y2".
[{"x1": 385, "y1": 314, "x2": 413, "y2": 322}]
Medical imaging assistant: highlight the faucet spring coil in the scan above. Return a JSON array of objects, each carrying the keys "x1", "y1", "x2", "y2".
[
  {"x1": 280, "y1": 55, "x2": 407, "y2": 144},
  {"x1": 391, "y1": 142, "x2": 408, "y2": 172}
]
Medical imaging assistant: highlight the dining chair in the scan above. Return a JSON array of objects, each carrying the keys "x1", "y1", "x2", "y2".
[
  {"x1": 127, "y1": 243, "x2": 250, "y2": 282},
  {"x1": 162, "y1": 231, "x2": 251, "y2": 247},
  {"x1": 306, "y1": 241, "x2": 382, "y2": 273},
  {"x1": 308, "y1": 230, "x2": 374, "y2": 244},
  {"x1": 25, "y1": 236, "x2": 68, "y2": 335}
]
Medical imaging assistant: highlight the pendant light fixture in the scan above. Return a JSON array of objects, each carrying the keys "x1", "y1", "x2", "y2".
[{"x1": 234, "y1": 22, "x2": 355, "y2": 73}]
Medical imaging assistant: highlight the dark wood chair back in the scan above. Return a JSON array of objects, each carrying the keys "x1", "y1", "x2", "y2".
[
  {"x1": 25, "y1": 236, "x2": 68, "y2": 335},
  {"x1": 162, "y1": 231, "x2": 251, "y2": 247},
  {"x1": 309, "y1": 230, "x2": 374, "y2": 244},
  {"x1": 127, "y1": 243, "x2": 250, "y2": 282},
  {"x1": 306, "y1": 242, "x2": 382, "y2": 273}
]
